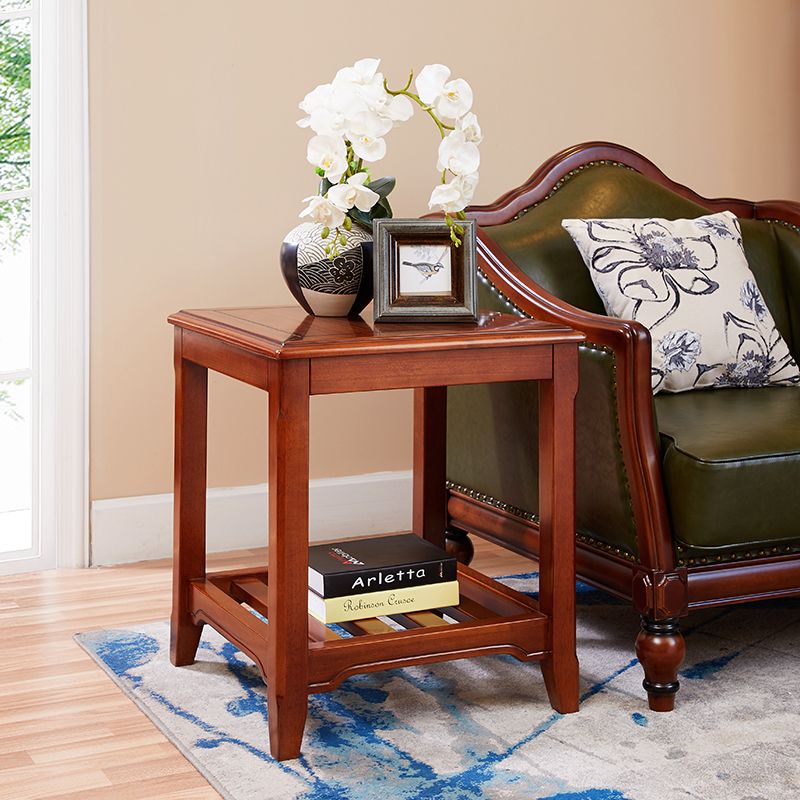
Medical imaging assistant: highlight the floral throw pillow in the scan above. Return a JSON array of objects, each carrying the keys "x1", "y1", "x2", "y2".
[{"x1": 561, "y1": 211, "x2": 800, "y2": 393}]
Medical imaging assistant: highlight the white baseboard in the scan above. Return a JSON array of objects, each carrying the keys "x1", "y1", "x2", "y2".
[{"x1": 90, "y1": 470, "x2": 413, "y2": 566}]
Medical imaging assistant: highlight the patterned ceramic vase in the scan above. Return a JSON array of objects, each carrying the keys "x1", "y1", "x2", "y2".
[{"x1": 280, "y1": 222, "x2": 374, "y2": 317}]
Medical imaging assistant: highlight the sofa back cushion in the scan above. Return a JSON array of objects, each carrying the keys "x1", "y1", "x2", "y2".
[{"x1": 482, "y1": 163, "x2": 797, "y2": 359}]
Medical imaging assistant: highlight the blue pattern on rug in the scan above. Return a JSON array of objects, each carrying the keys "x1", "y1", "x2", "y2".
[
  {"x1": 680, "y1": 650, "x2": 740, "y2": 680},
  {"x1": 539, "y1": 791, "x2": 629, "y2": 799},
  {"x1": 76, "y1": 574, "x2": 800, "y2": 800}
]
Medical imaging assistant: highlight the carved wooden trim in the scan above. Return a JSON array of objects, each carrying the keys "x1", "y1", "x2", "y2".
[
  {"x1": 631, "y1": 568, "x2": 689, "y2": 618},
  {"x1": 467, "y1": 141, "x2": 800, "y2": 228}
]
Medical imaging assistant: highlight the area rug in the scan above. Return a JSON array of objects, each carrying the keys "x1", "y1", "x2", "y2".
[{"x1": 75, "y1": 574, "x2": 800, "y2": 800}]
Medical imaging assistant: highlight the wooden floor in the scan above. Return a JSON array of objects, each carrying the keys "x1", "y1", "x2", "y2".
[{"x1": 0, "y1": 538, "x2": 535, "y2": 799}]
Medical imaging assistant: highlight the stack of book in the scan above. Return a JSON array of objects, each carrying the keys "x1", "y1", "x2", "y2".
[{"x1": 307, "y1": 533, "x2": 459, "y2": 624}]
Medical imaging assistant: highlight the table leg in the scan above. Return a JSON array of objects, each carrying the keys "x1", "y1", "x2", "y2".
[
  {"x1": 170, "y1": 329, "x2": 208, "y2": 667},
  {"x1": 537, "y1": 344, "x2": 580, "y2": 713},
  {"x1": 267, "y1": 359, "x2": 310, "y2": 761},
  {"x1": 413, "y1": 386, "x2": 447, "y2": 550}
]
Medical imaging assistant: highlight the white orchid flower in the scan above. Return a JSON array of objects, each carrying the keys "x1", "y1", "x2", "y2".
[
  {"x1": 304, "y1": 82, "x2": 369, "y2": 136},
  {"x1": 299, "y1": 62, "x2": 384, "y2": 135},
  {"x1": 428, "y1": 173, "x2": 479, "y2": 213},
  {"x1": 333, "y1": 57, "x2": 381, "y2": 87},
  {"x1": 456, "y1": 111, "x2": 483, "y2": 144},
  {"x1": 351, "y1": 131, "x2": 386, "y2": 163},
  {"x1": 437, "y1": 131, "x2": 480, "y2": 176},
  {"x1": 372, "y1": 92, "x2": 414, "y2": 125},
  {"x1": 347, "y1": 112, "x2": 392, "y2": 162},
  {"x1": 297, "y1": 83, "x2": 333, "y2": 128},
  {"x1": 305, "y1": 106, "x2": 349, "y2": 137},
  {"x1": 415, "y1": 63, "x2": 473, "y2": 121},
  {"x1": 306, "y1": 135, "x2": 348, "y2": 183},
  {"x1": 333, "y1": 58, "x2": 413, "y2": 126},
  {"x1": 299, "y1": 195, "x2": 346, "y2": 228},
  {"x1": 456, "y1": 171, "x2": 479, "y2": 204},
  {"x1": 332, "y1": 58, "x2": 387, "y2": 111},
  {"x1": 427, "y1": 182, "x2": 462, "y2": 214},
  {"x1": 328, "y1": 173, "x2": 380, "y2": 213}
]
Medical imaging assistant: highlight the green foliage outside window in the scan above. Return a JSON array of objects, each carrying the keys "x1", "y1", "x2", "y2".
[{"x1": 0, "y1": 17, "x2": 31, "y2": 244}]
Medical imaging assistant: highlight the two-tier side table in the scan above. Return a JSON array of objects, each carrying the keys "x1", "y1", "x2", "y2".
[{"x1": 168, "y1": 306, "x2": 583, "y2": 761}]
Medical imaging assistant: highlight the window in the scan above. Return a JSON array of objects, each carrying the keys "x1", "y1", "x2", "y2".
[
  {"x1": 0, "y1": 0, "x2": 87, "y2": 574},
  {"x1": 0, "y1": 0, "x2": 35, "y2": 565}
]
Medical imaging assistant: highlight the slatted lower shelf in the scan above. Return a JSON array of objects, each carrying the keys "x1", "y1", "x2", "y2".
[{"x1": 196, "y1": 563, "x2": 549, "y2": 693}]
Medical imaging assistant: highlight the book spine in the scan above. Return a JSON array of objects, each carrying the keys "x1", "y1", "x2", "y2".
[
  {"x1": 322, "y1": 559, "x2": 457, "y2": 598},
  {"x1": 310, "y1": 580, "x2": 460, "y2": 624}
]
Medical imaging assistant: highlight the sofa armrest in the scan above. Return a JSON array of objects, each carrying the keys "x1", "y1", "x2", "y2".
[{"x1": 477, "y1": 229, "x2": 676, "y2": 570}]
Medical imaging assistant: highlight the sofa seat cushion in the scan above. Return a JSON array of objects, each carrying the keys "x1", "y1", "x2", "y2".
[{"x1": 655, "y1": 387, "x2": 800, "y2": 557}]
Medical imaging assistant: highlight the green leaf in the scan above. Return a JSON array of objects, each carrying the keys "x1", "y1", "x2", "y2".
[
  {"x1": 374, "y1": 196, "x2": 393, "y2": 218},
  {"x1": 349, "y1": 208, "x2": 373, "y2": 229},
  {"x1": 367, "y1": 204, "x2": 389, "y2": 222},
  {"x1": 318, "y1": 177, "x2": 333, "y2": 196},
  {"x1": 367, "y1": 176, "x2": 396, "y2": 198}
]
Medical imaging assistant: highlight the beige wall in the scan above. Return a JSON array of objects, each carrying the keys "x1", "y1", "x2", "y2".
[{"x1": 89, "y1": 0, "x2": 800, "y2": 501}]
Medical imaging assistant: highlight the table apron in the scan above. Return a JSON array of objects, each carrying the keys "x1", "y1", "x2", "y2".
[
  {"x1": 179, "y1": 331, "x2": 554, "y2": 394},
  {"x1": 310, "y1": 346, "x2": 553, "y2": 393},
  {"x1": 181, "y1": 330, "x2": 268, "y2": 390}
]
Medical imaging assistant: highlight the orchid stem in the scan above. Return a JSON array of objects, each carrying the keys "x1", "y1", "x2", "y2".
[
  {"x1": 384, "y1": 74, "x2": 463, "y2": 245},
  {"x1": 384, "y1": 77, "x2": 454, "y2": 140}
]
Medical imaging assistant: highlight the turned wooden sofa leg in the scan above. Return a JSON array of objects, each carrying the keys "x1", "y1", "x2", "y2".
[
  {"x1": 635, "y1": 616, "x2": 685, "y2": 711},
  {"x1": 445, "y1": 526, "x2": 475, "y2": 565}
]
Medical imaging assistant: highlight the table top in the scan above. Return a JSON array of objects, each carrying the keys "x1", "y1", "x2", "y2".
[{"x1": 168, "y1": 306, "x2": 584, "y2": 359}]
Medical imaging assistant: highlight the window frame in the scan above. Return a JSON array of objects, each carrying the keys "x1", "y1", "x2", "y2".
[{"x1": 0, "y1": 0, "x2": 88, "y2": 575}]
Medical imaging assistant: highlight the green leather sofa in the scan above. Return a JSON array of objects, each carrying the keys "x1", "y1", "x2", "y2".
[{"x1": 445, "y1": 142, "x2": 800, "y2": 711}]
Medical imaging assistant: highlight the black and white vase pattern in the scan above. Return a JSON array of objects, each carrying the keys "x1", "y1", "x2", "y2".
[
  {"x1": 562, "y1": 211, "x2": 800, "y2": 393},
  {"x1": 280, "y1": 222, "x2": 373, "y2": 317}
]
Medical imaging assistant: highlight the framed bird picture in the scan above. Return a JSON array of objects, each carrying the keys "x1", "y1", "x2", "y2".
[{"x1": 372, "y1": 219, "x2": 478, "y2": 323}]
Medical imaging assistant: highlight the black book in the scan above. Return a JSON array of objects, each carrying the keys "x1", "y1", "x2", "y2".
[{"x1": 308, "y1": 533, "x2": 457, "y2": 598}]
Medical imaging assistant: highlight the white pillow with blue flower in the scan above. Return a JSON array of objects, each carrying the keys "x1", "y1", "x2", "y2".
[{"x1": 562, "y1": 211, "x2": 800, "y2": 393}]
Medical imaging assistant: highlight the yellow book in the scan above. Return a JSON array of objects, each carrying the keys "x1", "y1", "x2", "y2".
[{"x1": 308, "y1": 580, "x2": 460, "y2": 624}]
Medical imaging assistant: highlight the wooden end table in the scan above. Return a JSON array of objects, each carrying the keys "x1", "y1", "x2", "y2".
[{"x1": 168, "y1": 306, "x2": 583, "y2": 761}]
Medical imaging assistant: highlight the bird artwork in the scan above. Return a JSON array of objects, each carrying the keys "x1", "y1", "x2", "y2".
[
  {"x1": 401, "y1": 258, "x2": 446, "y2": 281},
  {"x1": 399, "y1": 244, "x2": 452, "y2": 294}
]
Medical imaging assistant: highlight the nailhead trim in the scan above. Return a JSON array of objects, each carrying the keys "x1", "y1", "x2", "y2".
[
  {"x1": 576, "y1": 532, "x2": 639, "y2": 563},
  {"x1": 676, "y1": 541, "x2": 800, "y2": 568},
  {"x1": 511, "y1": 161, "x2": 634, "y2": 222},
  {"x1": 477, "y1": 268, "x2": 613, "y2": 360},
  {"x1": 446, "y1": 481, "x2": 639, "y2": 563},
  {"x1": 447, "y1": 480, "x2": 539, "y2": 522},
  {"x1": 763, "y1": 217, "x2": 800, "y2": 237}
]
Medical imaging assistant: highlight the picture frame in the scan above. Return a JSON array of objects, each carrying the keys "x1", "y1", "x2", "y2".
[{"x1": 373, "y1": 219, "x2": 478, "y2": 323}]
